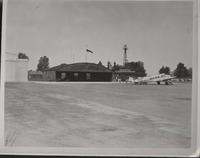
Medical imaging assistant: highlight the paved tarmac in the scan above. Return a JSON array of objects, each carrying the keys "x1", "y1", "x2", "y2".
[{"x1": 5, "y1": 82, "x2": 191, "y2": 147}]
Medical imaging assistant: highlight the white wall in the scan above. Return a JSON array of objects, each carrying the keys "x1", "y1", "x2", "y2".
[
  {"x1": 5, "y1": 53, "x2": 29, "y2": 82},
  {"x1": 5, "y1": 60, "x2": 16, "y2": 82},
  {"x1": 15, "y1": 59, "x2": 29, "y2": 81}
]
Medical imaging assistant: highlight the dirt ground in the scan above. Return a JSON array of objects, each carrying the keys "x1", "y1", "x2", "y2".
[{"x1": 4, "y1": 82, "x2": 191, "y2": 147}]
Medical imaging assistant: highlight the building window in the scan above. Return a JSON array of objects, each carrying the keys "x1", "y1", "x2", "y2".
[
  {"x1": 86, "y1": 73, "x2": 91, "y2": 80},
  {"x1": 74, "y1": 73, "x2": 79, "y2": 80},
  {"x1": 61, "y1": 72, "x2": 66, "y2": 80}
]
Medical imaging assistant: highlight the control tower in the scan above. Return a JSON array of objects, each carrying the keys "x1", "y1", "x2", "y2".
[{"x1": 123, "y1": 44, "x2": 128, "y2": 66}]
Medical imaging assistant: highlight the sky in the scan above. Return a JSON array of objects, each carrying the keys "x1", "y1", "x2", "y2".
[{"x1": 5, "y1": 0, "x2": 193, "y2": 75}]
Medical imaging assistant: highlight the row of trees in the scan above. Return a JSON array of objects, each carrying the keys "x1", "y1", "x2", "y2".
[
  {"x1": 18, "y1": 52, "x2": 192, "y2": 79},
  {"x1": 102, "y1": 61, "x2": 147, "y2": 77},
  {"x1": 36, "y1": 56, "x2": 192, "y2": 79},
  {"x1": 159, "y1": 63, "x2": 192, "y2": 79},
  {"x1": 105, "y1": 61, "x2": 192, "y2": 79}
]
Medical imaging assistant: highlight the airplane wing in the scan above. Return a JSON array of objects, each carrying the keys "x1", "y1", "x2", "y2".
[{"x1": 153, "y1": 76, "x2": 176, "y2": 82}]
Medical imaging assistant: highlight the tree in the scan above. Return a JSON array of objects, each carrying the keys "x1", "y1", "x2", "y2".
[
  {"x1": 112, "y1": 62, "x2": 123, "y2": 72},
  {"x1": 98, "y1": 61, "x2": 103, "y2": 66},
  {"x1": 174, "y1": 62, "x2": 188, "y2": 78},
  {"x1": 113, "y1": 62, "x2": 116, "y2": 67},
  {"x1": 188, "y1": 67, "x2": 192, "y2": 78},
  {"x1": 37, "y1": 56, "x2": 49, "y2": 72},
  {"x1": 159, "y1": 66, "x2": 165, "y2": 74},
  {"x1": 18, "y1": 52, "x2": 29, "y2": 60},
  {"x1": 112, "y1": 62, "x2": 118, "y2": 71},
  {"x1": 107, "y1": 61, "x2": 112, "y2": 70},
  {"x1": 125, "y1": 61, "x2": 146, "y2": 77},
  {"x1": 159, "y1": 66, "x2": 170, "y2": 75}
]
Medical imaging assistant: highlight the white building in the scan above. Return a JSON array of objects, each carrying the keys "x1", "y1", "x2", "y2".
[{"x1": 5, "y1": 52, "x2": 29, "y2": 82}]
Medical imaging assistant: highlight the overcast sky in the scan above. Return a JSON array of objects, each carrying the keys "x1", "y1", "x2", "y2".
[{"x1": 6, "y1": 0, "x2": 193, "y2": 75}]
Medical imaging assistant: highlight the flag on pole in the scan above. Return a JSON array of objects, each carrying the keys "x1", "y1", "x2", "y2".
[{"x1": 86, "y1": 49, "x2": 94, "y2": 53}]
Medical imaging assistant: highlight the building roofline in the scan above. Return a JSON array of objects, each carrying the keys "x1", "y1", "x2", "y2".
[{"x1": 46, "y1": 62, "x2": 112, "y2": 72}]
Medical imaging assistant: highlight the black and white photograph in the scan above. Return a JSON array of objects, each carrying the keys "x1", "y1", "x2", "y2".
[
  {"x1": 1, "y1": 0, "x2": 199, "y2": 156},
  {"x1": 0, "y1": 0, "x2": 2, "y2": 78}
]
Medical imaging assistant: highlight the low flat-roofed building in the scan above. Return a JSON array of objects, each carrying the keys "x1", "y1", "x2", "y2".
[
  {"x1": 28, "y1": 70, "x2": 43, "y2": 81},
  {"x1": 113, "y1": 69, "x2": 135, "y2": 81}
]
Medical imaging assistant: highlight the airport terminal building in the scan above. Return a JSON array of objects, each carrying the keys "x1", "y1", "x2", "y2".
[{"x1": 43, "y1": 62, "x2": 113, "y2": 82}]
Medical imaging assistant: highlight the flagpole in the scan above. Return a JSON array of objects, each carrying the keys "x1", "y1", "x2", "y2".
[
  {"x1": 85, "y1": 45, "x2": 88, "y2": 63},
  {"x1": 85, "y1": 51, "x2": 87, "y2": 63}
]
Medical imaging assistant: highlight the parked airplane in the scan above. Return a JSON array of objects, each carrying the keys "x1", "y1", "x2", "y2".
[{"x1": 128, "y1": 73, "x2": 176, "y2": 85}]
